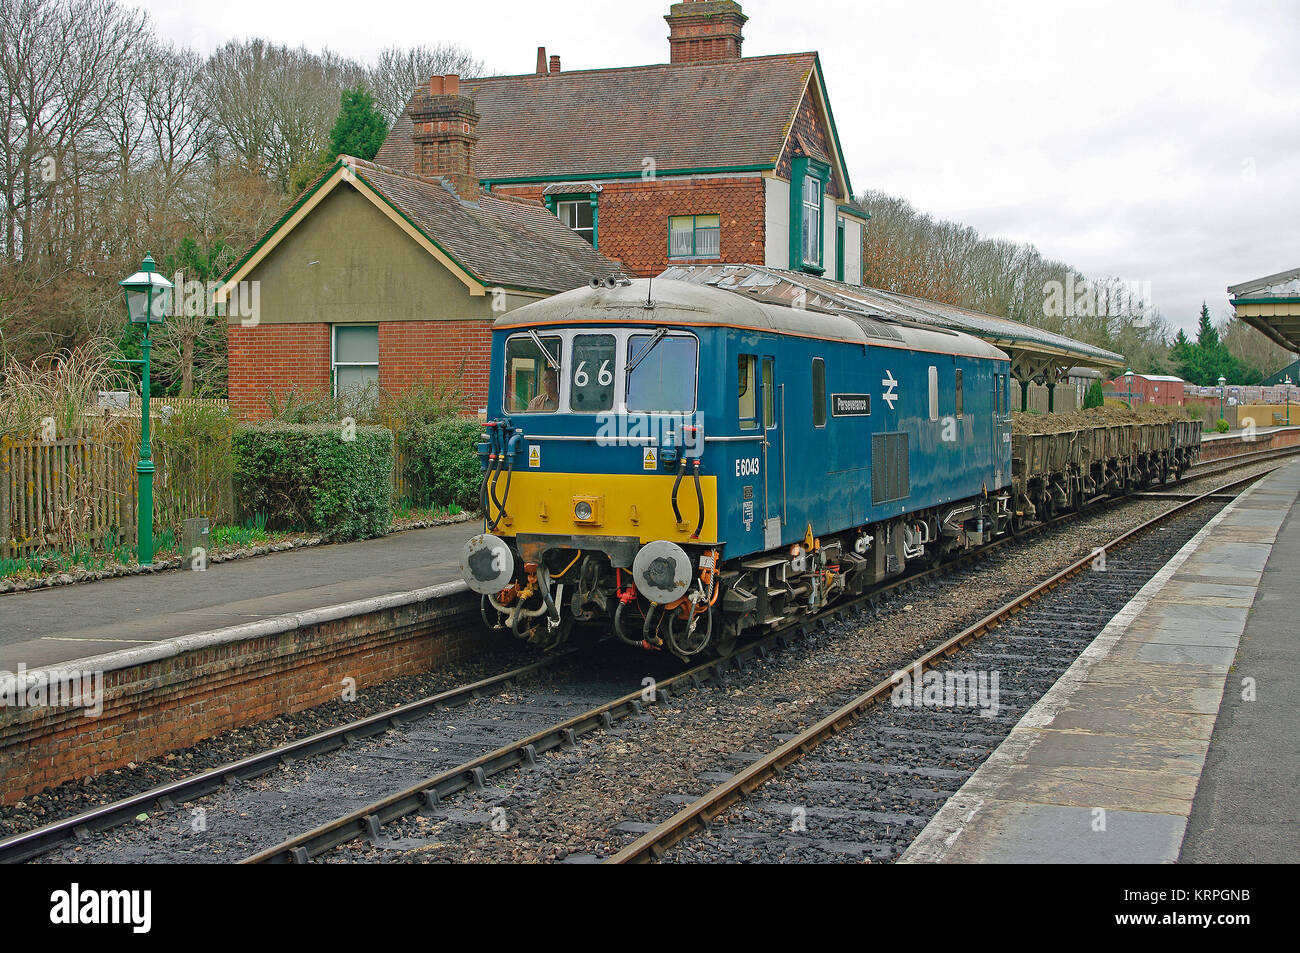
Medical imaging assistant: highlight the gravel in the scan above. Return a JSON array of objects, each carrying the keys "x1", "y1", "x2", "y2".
[
  {"x1": 14, "y1": 463, "x2": 1268, "y2": 864},
  {"x1": 322, "y1": 492, "x2": 1228, "y2": 864}
]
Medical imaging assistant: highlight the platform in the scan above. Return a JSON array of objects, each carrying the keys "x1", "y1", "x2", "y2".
[
  {"x1": 901, "y1": 458, "x2": 1300, "y2": 864},
  {"x1": 0, "y1": 520, "x2": 477, "y2": 673}
]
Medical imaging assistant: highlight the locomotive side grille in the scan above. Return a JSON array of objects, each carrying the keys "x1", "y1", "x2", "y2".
[{"x1": 871, "y1": 432, "x2": 911, "y2": 504}]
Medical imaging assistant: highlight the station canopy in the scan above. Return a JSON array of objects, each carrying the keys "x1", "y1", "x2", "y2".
[
  {"x1": 1229, "y1": 267, "x2": 1300, "y2": 353},
  {"x1": 659, "y1": 264, "x2": 1126, "y2": 385}
]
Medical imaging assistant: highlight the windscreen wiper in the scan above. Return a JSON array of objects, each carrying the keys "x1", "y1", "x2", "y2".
[
  {"x1": 528, "y1": 329, "x2": 560, "y2": 370},
  {"x1": 624, "y1": 327, "x2": 667, "y2": 374}
]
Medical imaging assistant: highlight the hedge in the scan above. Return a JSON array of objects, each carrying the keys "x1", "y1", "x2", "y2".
[
  {"x1": 233, "y1": 423, "x2": 393, "y2": 541},
  {"x1": 398, "y1": 417, "x2": 482, "y2": 512}
]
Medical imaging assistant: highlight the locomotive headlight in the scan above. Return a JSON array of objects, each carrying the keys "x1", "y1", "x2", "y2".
[{"x1": 572, "y1": 495, "x2": 603, "y2": 526}]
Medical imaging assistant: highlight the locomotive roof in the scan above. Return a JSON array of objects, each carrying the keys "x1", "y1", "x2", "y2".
[{"x1": 494, "y1": 278, "x2": 1008, "y2": 360}]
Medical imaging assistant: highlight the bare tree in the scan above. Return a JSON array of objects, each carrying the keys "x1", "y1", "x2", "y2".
[{"x1": 368, "y1": 44, "x2": 486, "y2": 125}]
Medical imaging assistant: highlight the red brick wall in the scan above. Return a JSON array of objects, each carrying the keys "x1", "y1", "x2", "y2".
[
  {"x1": 495, "y1": 175, "x2": 765, "y2": 278},
  {"x1": 0, "y1": 589, "x2": 485, "y2": 802},
  {"x1": 227, "y1": 320, "x2": 493, "y2": 420},
  {"x1": 228, "y1": 323, "x2": 331, "y2": 419},
  {"x1": 378, "y1": 320, "x2": 493, "y2": 407}
]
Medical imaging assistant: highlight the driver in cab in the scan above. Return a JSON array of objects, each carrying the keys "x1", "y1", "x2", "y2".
[{"x1": 528, "y1": 366, "x2": 559, "y2": 411}]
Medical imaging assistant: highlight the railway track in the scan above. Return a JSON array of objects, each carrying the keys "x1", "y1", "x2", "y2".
[
  {"x1": 0, "y1": 655, "x2": 577, "y2": 863},
  {"x1": 247, "y1": 467, "x2": 1273, "y2": 864},
  {"x1": 608, "y1": 471, "x2": 1263, "y2": 863},
  {"x1": 3, "y1": 447, "x2": 1287, "y2": 864}
]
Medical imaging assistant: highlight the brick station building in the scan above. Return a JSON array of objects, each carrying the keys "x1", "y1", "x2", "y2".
[
  {"x1": 223, "y1": 0, "x2": 867, "y2": 417},
  {"x1": 377, "y1": 0, "x2": 866, "y2": 283}
]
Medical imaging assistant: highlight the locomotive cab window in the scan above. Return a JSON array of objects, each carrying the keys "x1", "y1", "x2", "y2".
[
  {"x1": 762, "y1": 357, "x2": 776, "y2": 428},
  {"x1": 812, "y1": 358, "x2": 826, "y2": 427},
  {"x1": 569, "y1": 334, "x2": 615, "y2": 412},
  {"x1": 738, "y1": 354, "x2": 758, "y2": 429},
  {"x1": 626, "y1": 332, "x2": 698, "y2": 412},
  {"x1": 505, "y1": 334, "x2": 563, "y2": 413}
]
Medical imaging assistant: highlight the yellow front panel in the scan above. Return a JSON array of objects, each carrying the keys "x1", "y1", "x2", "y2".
[{"x1": 495, "y1": 471, "x2": 718, "y2": 543}]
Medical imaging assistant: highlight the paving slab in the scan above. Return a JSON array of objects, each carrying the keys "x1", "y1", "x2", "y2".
[
  {"x1": 0, "y1": 520, "x2": 478, "y2": 672},
  {"x1": 902, "y1": 459, "x2": 1300, "y2": 864}
]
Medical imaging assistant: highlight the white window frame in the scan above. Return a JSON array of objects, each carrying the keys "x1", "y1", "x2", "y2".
[
  {"x1": 802, "y1": 175, "x2": 822, "y2": 266},
  {"x1": 556, "y1": 199, "x2": 595, "y2": 245},
  {"x1": 332, "y1": 325, "x2": 379, "y2": 398},
  {"x1": 502, "y1": 328, "x2": 701, "y2": 415}
]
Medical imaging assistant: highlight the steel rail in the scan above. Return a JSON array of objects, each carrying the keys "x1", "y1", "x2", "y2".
[
  {"x1": 0, "y1": 655, "x2": 567, "y2": 864},
  {"x1": 607, "y1": 469, "x2": 1271, "y2": 863},
  {"x1": 243, "y1": 461, "x2": 1285, "y2": 865},
  {"x1": 9, "y1": 445, "x2": 1286, "y2": 865}
]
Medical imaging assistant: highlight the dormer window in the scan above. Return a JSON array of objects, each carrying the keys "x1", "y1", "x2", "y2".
[
  {"x1": 801, "y1": 176, "x2": 822, "y2": 267},
  {"x1": 789, "y1": 155, "x2": 830, "y2": 274},
  {"x1": 544, "y1": 187, "x2": 600, "y2": 247},
  {"x1": 556, "y1": 199, "x2": 595, "y2": 245}
]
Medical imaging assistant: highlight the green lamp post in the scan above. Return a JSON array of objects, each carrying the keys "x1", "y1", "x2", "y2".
[
  {"x1": 1218, "y1": 375, "x2": 1227, "y2": 425},
  {"x1": 118, "y1": 254, "x2": 173, "y2": 566},
  {"x1": 1123, "y1": 367, "x2": 1135, "y2": 408},
  {"x1": 1285, "y1": 376, "x2": 1293, "y2": 426}
]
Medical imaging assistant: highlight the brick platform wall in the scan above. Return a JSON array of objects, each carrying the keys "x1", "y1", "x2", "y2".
[
  {"x1": 0, "y1": 589, "x2": 492, "y2": 802},
  {"x1": 1198, "y1": 427, "x2": 1300, "y2": 462},
  {"x1": 496, "y1": 175, "x2": 765, "y2": 278}
]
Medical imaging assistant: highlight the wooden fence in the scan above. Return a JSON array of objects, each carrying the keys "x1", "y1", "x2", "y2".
[
  {"x1": 3, "y1": 417, "x2": 420, "y2": 559},
  {"x1": 1, "y1": 430, "x2": 136, "y2": 557}
]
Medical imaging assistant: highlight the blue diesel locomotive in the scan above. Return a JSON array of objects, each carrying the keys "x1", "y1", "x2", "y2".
[{"x1": 460, "y1": 276, "x2": 1015, "y2": 658}]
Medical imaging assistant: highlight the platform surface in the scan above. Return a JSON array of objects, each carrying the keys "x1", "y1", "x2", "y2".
[
  {"x1": 901, "y1": 459, "x2": 1300, "y2": 864},
  {"x1": 0, "y1": 521, "x2": 477, "y2": 672}
]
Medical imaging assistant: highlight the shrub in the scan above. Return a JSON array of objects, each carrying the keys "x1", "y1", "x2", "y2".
[
  {"x1": 1083, "y1": 379, "x2": 1105, "y2": 409},
  {"x1": 398, "y1": 417, "x2": 482, "y2": 512},
  {"x1": 233, "y1": 423, "x2": 393, "y2": 540},
  {"x1": 1214, "y1": 418, "x2": 1231, "y2": 433}
]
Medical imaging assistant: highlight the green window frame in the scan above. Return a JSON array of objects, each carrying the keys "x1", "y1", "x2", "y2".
[
  {"x1": 544, "y1": 192, "x2": 599, "y2": 248},
  {"x1": 668, "y1": 214, "x2": 721, "y2": 259},
  {"x1": 788, "y1": 155, "x2": 830, "y2": 275}
]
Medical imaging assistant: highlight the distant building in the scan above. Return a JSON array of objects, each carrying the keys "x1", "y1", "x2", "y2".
[
  {"x1": 1229, "y1": 267, "x2": 1300, "y2": 353},
  {"x1": 1104, "y1": 373, "x2": 1186, "y2": 406},
  {"x1": 376, "y1": 1, "x2": 869, "y2": 285},
  {"x1": 1260, "y1": 357, "x2": 1300, "y2": 387},
  {"x1": 217, "y1": 152, "x2": 615, "y2": 418}
]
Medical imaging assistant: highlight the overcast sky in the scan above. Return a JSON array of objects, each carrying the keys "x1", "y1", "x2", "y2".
[{"x1": 134, "y1": 0, "x2": 1300, "y2": 335}]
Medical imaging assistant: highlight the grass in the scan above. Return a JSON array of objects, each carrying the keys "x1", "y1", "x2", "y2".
[
  {"x1": 0, "y1": 529, "x2": 176, "y2": 580},
  {"x1": 210, "y1": 512, "x2": 269, "y2": 549},
  {"x1": 392, "y1": 499, "x2": 464, "y2": 522}
]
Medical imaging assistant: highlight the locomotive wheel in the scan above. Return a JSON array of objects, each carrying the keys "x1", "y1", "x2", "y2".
[{"x1": 713, "y1": 620, "x2": 742, "y2": 658}]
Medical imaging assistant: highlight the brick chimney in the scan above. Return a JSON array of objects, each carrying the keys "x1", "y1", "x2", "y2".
[
  {"x1": 408, "y1": 74, "x2": 480, "y2": 198},
  {"x1": 549, "y1": 54, "x2": 561, "y2": 74},
  {"x1": 536, "y1": 47, "x2": 547, "y2": 75},
  {"x1": 665, "y1": 0, "x2": 747, "y2": 64}
]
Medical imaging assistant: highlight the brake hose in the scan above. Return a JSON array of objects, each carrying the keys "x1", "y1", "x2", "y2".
[
  {"x1": 671, "y1": 457, "x2": 686, "y2": 525},
  {"x1": 691, "y1": 458, "x2": 705, "y2": 539}
]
